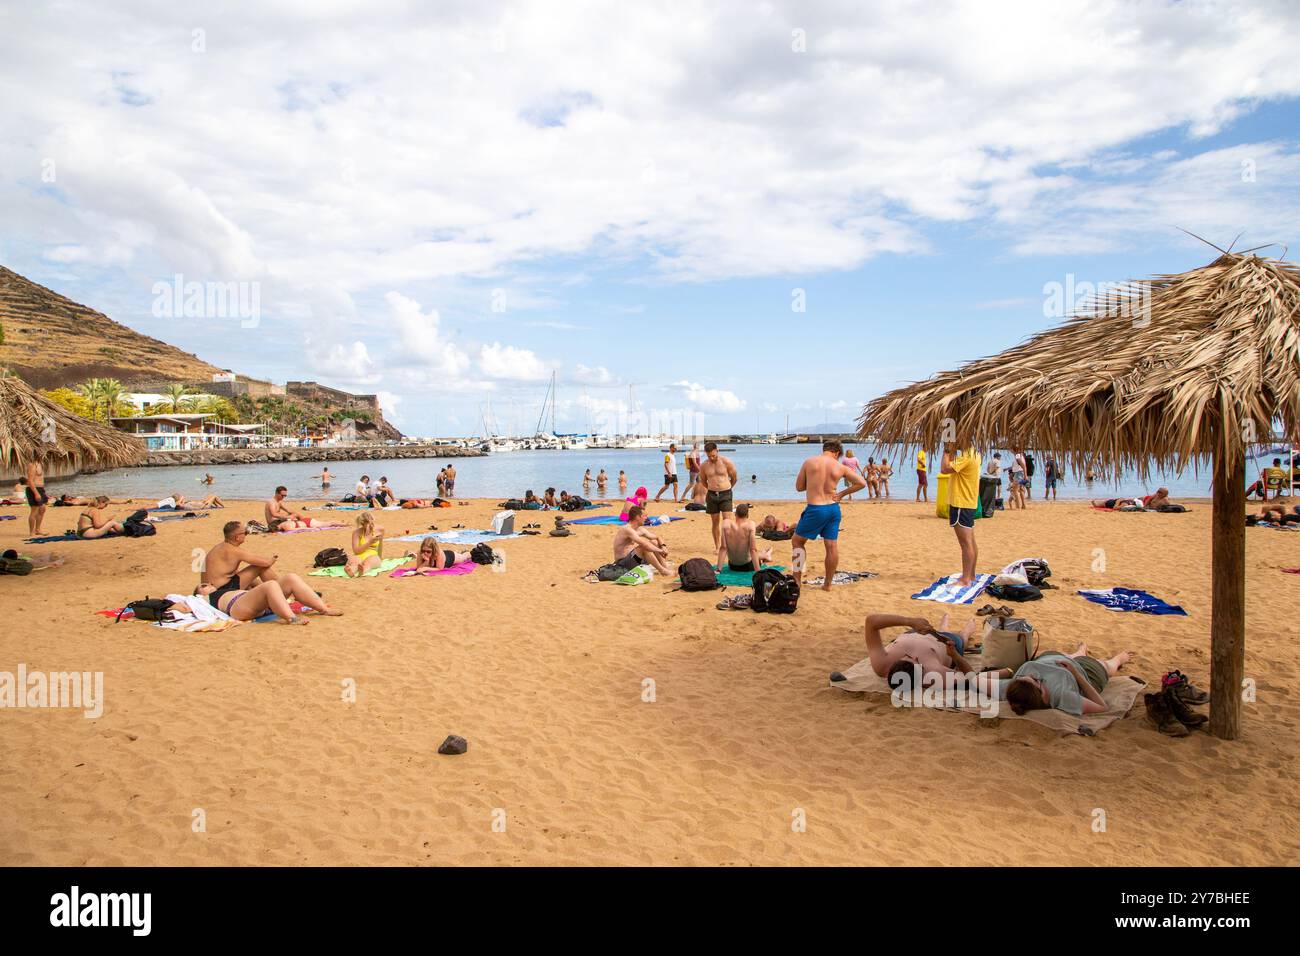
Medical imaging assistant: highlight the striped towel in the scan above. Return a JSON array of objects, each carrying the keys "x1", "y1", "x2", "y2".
[{"x1": 911, "y1": 573, "x2": 994, "y2": 605}]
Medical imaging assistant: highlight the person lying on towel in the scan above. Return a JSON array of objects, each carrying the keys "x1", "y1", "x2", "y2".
[
  {"x1": 1002, "y1": 645, "x2": 1134, "y2": 716},
  {"x1": 864, "y1": 611, "x2": 995, "y2": 693}
]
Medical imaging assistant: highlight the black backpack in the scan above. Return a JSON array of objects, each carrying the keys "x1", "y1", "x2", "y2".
[
  {"x1": 470, "y1": 543, "x2": 495, "y2": 565},
  {"x1": 1022, "y1": 559, "x2": 1052, "y2": 588},
  {"x1": 499, "y1": 499, "x2": 525, "y2": 511},
  {"x1": 752, "y1": 568, "x2": 799, "y2": 613},
  {"x1": 986, "y1": 582, "x2": 1042, "y2": 602},
  {"x1": 595, "y1": 562, "x2": 628, "y2": 581},
  {"x1": 117, "y1": 597, "x2": 173, "y2": 622},
  {"x1": 314, "y1": 547, "x2": 348, "y2": 568},
  {"x1": 121, "y1": 509, "x2": 157, "y2": 537},
  {"x1": 560, "y1": 497, "x2": 587, "y2": 512},
  {"x1": 677, "y1": 558, "x2": 719, "y2": 591}
]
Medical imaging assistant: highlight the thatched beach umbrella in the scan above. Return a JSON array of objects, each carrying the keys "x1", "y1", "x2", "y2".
[
  {"x1": 858, "y1": 252, "x2": 1300, "y2": 739},
  {"x1": 0, "y1": 372, "x2": 145, "y2": 474}
]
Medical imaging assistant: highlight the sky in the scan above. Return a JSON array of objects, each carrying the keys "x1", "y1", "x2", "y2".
[{"x1": 2, "y1": 0, "x2": 1300, "y2": 437}]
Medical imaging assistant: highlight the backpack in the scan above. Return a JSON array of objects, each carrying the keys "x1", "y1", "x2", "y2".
[
  {"x1": 683, "y1": 502, "x2": 706, "y2": 511},
  {"x1": 1157, "y1": 503, "x2": 1187, "y2": 513},
  {"x1": 595, "y1": 562, "x2": 629, "y2": 581},
  {"x1": 117, "y1": 597, "x2": 173, "y2": 623},
  {"x1": 1021, "y1": 558, "x2": 1052, "y2": 588},
  {"x1": 759, "y1": 528, "x2": 792, "y2": 541},
  {"x1": 752, "y1": 568, "x2": 799, "y2": 614},
  {"x1": 499, "y1": 498, "x2": 525, "y2": 511},
  {"x1": 470, "y1": 543, "x2": 495, "y2": 565},
  {"x1": 0, "y1": 556, "x2": 34, "y2": 575},
  {"x1": 677, "y1": 558, "x2": 719, "y2": 591},
  {"x1": 560, "y1": 497, "x2": 587, "y2": 512},
  {"x1": 122, "y1": 510, "x2": 157, "y2": 537},
  {"x1": 986, "y1": 582, "x2": 1042, "y2": 602},
  {"x1": 314, "y1": 547, "x2": 348, "y2": 568}
]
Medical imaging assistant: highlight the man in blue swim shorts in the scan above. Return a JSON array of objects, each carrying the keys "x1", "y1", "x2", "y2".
[{"x1": 791, "y1": 441, "x2": 866, "y2": 591}]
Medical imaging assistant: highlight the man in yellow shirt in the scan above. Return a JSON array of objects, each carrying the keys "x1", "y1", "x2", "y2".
[
  {"x1": 941, "y1": 440, "x2": 981, "y2": 586},
  {"x1": 915, "y1": 449, "x2": 928, "y2": 503}
]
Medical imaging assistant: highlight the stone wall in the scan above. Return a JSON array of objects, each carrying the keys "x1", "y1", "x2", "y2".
[{"x1": 138, "y1": 445, "x2": 483, "y2": 468}]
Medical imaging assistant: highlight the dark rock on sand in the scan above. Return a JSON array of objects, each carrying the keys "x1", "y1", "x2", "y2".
[{"x1": 437, "y1": 735, "x2": 468, "y2": 755}]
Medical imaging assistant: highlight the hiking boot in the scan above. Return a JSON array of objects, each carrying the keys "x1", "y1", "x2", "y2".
[
  {"x1": 1162, "y1": 670, "x2": 1210, "y2": 704},
  {"x1": 1144, "y1": 692, "x2": 1190, "y2": 737},
  {"x1": 1163, "y1": 687, "x2": 1208, "y2": 730}
]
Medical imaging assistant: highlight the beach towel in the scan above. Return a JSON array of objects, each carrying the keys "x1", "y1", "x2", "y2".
[
  {"x1": 324, "y1": 504, "x2": 370, "y2": 511},
  {"x1": 26, "y1": 532, "x2": 120, "y2": 544},
  {"x1": 828, "y1": 655, "x2": 1145, "y2": 735},
  {"x1": 96, "y1": 599, "x2": 310, "y2": 627},
  {"x1": 712, "y1": 564, "x2": 786, "y2": 587},
  {"x1": 911, "y1": 573, "x2": 994, "y2": 605},
  {"x1": 804, "y1": 570, "x2": 878, "y2": 587},
  {"x1": 567, "y1": 514, "x2": 684, "y2": 526},
  {"x1": 1283, "y1": 568, "x2": 1300, "y2": 574},
  {"x1": 1077, "y1": 587, "x2": 1187, "y2": 616},
  {"x1": 389, "y1": 561, "x2": 476, "y2": 578},
  {"x1": 146, "y1": 511, "x2": 209, "y2": 523},
  {"x1": 0, "y1": 515, "x2": 15, "y2": 521},
  {"x1": 277, "y1": 524, "x2": 345, "y2": 534},
  {"x1": 310, "y1": 557, "x2": 407, "y2": 578}
]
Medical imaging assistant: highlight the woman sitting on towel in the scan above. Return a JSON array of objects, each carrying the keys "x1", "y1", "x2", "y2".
[
  {"x1": 401, "y1": 536, "x2": 471, "y2": 572},
  {"x1": 190, "y1": 573, "x2": 341, "y2": 625},
  {"x1": 619, "y1": 487, "x2": 649, "y2": 522},
  {"x1": 347, "y1": 512, "x2": 386, "y2": 577},
  {"x1": 1002, "y1": 644, "x2": 1133, "y2": 716},
  {"x1": 76, "y1": 496, "x2": 125, "y2": 539}
]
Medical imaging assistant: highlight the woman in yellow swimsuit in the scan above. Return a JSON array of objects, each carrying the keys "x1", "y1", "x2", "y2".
[{"x1": 347, "y1": 512, "x2": 385, "y2": 577}]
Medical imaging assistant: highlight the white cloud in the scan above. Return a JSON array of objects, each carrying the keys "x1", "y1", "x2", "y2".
[
  {"x1": 384, "y1": 291, "x2": 472, "y2": 378},
  {"x1": 478, "y1": 342, "x2": 550, "y2": 380},
  {"x1": 571, "y1": 363, "x2": 613, "y2": 385},
  {"x1": 675, "y1": 380, "x2": 746, "y2": 413},
  {"x1": 377, "y1": 389, "x2": 403, "y2": 426},
  {"x1": 306, "y1": 340, "x2": 380, "y2": 387}
]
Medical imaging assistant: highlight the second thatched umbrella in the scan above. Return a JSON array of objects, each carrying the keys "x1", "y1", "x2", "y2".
[
  {"x1": 0, "y1": 371, "x2": 145, "y2": 475},
  {"x1": 858, "y1": 252, "x2": 1300, "y2": 740}
]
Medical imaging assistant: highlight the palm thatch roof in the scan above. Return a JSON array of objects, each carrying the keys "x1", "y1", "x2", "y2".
[
  {"x1": 858, "y1": 253, "x2": 1300, "y2": 478},
  {"x1": 0, "y1": 371, "x2": 145, "y2": 472}
]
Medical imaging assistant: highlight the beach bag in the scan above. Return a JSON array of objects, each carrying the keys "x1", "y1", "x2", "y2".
[
  {"x1": 759, "y1": 528, "x2": 793, "y2": 541},
  {"x1": 1157, "y1": 503, "x2": 1187, "y2": 513},
  {"x1": 684, "y1": 502, "x2": 706, "y2": 511},
  {"x1": 986, "y1": 582, "x2": 1042, "y2": 602},
  {"x1": 499, "y1": 498, "x2": 525, "y2": 511},
  {"x1": 0, "y1": 556, "x2": 34, "y2": 575},
  {"x1": 752, "y1": 568, "x2": 799, "y2": 614},
  {"x1": 314, "y1": 547, "x2": 348, "y2": 568},
  {"x1": 595, "y1": 562, "x2": 628, "y2": 582},
  {"x1": 122, "y1": 510, "x2": 156, "y2": 537},
  {"x1": 469, "y1": 543, "x2": 495, "y2": 565},
  {"x1": 340, "y1": 493, "x2": 358, "y2": 503},
  {"x1": 980, "y1": 617, "x2": 1038, "y2": 670},
  {"x1": 1021, "y1": 558, "x2": 1052, "y2": 587},
  {"x1": 491, "y1": 511, "x2": 515, "y2": 535},
  {"x1": 677, "y1": 558, "x2": 719, "y2": 592},
  {"x1": 117, "y1": 597, "x2": 172, "y2": 623},
  {"x1": 560, "y1": 497, "x2": 586, "y2": 512},
  {"x1": 615, "y1": 565, "x2": 653, "y2": 586}
]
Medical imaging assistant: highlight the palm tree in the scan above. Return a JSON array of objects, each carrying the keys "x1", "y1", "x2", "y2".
[
  {"x1": 76, "y1": 378, "x2": 105, "y2": 420},
  {"x1": 161, "y1": 383, "x2": 196, "y2": 414},
  {"x1": 98, "y1": 378, "x2": 126, "y2": 420}
]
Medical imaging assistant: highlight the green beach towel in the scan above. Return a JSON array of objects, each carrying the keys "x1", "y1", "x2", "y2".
[
  {"x1": 713, "y1": 564, "x2": 785, "y2": 587},
  {"x1": 310, "y1": 557, "x2": 407, "y2": 578}
]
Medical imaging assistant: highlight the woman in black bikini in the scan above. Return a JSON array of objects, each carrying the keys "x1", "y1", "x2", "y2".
[
  {"x1": 399, "y1": 536, "x2": 470, "y2": 572},
  {"x1": 193, "y1": 572, "x2": 341, "y2": 624},
  {"x1": 76, "y1": 496, "x2": 125, "y2": 539}
]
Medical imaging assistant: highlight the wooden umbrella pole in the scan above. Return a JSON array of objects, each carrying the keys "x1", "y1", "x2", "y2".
[{"x1": 1210, "y1": 451, "x2": 1246, "y2": 739}]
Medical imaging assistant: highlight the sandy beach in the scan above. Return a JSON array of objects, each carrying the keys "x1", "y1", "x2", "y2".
[{"x1": 1, "y1": 495, "x2": 1297, "y2": 866}]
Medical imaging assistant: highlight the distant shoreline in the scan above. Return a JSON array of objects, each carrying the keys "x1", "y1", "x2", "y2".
[{"x1": 134, "y1": 444, "x2": 485, "y2": 469}]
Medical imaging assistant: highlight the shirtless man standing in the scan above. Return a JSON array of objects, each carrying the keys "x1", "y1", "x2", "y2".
[
  {"x1": 791, "y1": 440, "x2": 865, "y2": 590},
  {"x1": 202, "y1": 520, "x2": 282, "y2": 608},
  {"x1": 265, "y1": 486, "x2": 341, "y2": 531},
  {"x1": 444, "y1": 464, "x2": 457, "y2": 498},
  {"x1": 611, "y1": 505, "x2": 672, "y2": 574},
  {"x1": 716, "y1": 503, "x2": 773, "y2": 573},
  {"x1": 698, "y1": 441, "x2": 737, "y2": 551},
  {"x1": 24, "y1": 457, "x2": 48, "y2": 537}
]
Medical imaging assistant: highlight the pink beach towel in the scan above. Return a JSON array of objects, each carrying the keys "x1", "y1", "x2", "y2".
[{"x1": 389, "y1": 561, "x2": 477, "y2": 578}]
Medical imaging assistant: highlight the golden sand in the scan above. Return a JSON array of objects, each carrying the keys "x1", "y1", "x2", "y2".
[{"x1": 1, "y1": 496, "x2": 1297, "y2": 866}]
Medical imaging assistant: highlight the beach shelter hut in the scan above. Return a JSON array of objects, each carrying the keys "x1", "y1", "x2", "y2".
[
  {"x1": 0, "y1": 371, "x2": 145, "y2": 475},
  {"x1": 857, "y1": 252, "x2": 1300, "y2": 739}
]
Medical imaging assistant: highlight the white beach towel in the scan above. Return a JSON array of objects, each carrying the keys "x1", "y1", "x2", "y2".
[
  {"x1": 160, "y1": 593, "x2": 241, "y2": 632},
  {"x1": 911, "y1": 573, "x2": 994, "y2": 605}
]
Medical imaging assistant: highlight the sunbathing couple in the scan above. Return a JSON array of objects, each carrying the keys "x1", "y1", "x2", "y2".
[
  {"x1": 1091, "y1": 488, "x2": 1176, "y2": 511},
  {"x1": 864, "y1": 612, "x2": 1133, "y2": 716},
  {"x1": 196, "y1": 521, "x2": 341, "y2": 624},
  {"x1": 159, "y1": 491, "x2": 224, "y2": 510},
  {"x1": 265, "y1": 486, "x2": 345, "y2": 531},
  {"x1": 1248, "y1": 502, "x2": 1300, "y2": 526}
]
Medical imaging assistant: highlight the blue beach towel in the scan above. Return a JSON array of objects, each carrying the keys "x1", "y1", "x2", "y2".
[
  {"x1": 391, "y1": 529, "x2": 522, "y2": 544},
  {"x1": 26, "y1": 532, "x2": 117, "y2": 544},
  {"x1": 911, "y1": 573, "x2": 994, "y2": 605},
  {"x1": 1076, "y1": 588, "x2": 1187, "y2": 616},
  {"x1": 567, "y1": 514, "x2": 684, "y2": 527}
]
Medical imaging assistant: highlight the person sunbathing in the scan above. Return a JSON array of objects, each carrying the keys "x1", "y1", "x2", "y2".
[
  {"x1": 346, "y1": 512, "x2": 385, "y2": 577},
  {"x1": 864, "y1": 612, "x2": 990, "y2": 689},
  {"x1": 202, "y1": 521, "x2": 281, "y2": 602},
  {"x1": 542, "y1": 488, "x2": 558, "y2": 510},
  {"x1": 1141, "y1": 487, "x2": 1173, "y2": 510},
  {"x1": 1002, "y1": 644, "x2": 1134, "y2": 716},
  {"x1": 761, "y1": 514, "x2": 791, "y2": 534},
  {"x1": 191, "y1": 572, "x2": 341, "y2": 625},
  {"x1": 716, "y1": 504, "x2": 773, "y2": 573},
  {"x1": 159, "y1": 492, "x2": 223, "y2": 510},
  {"x1": 51, "y1": 493, "x2": 95, "y2": 508},
  {"x1": 400, "y1": 536, "x2": 471, "y2": 571},
  {"x1": 1092, "y1": 496, "x2": 1141, "y2": 509},
  {"x1": 76, "y1": 496, "x2": 125, "y2": 539},
  {"x1": 265, "y1": 486, "x2": 340, "y2": 531},
  {"x1": 1250, "y1": 504, "x2": 1300, "y2": 525},
  {"x1": 611, "y1": 505, "x2": 671, "y2": 574},
  {"x1": 398, "y1": 498, "x2": 431, "y2": 509},
  {"x1": 522, "y1": 490, "x2": 543, "y2": 509}
]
